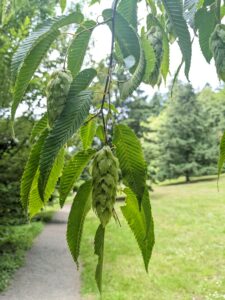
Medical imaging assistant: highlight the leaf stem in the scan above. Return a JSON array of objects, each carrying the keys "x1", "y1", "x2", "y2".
[{"x1": 100, "y1": 0, "x2": 120, "y2": 144}]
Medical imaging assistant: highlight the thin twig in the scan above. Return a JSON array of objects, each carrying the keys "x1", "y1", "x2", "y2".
[
  {"x1": 83, "y1": 111, "x2": 101, "y2": 125},
  {"x1": 100, "y1": 0, "x2": 120, "y2": 144}
]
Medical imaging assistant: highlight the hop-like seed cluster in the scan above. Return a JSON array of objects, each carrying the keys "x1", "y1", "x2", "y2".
[
  {"x1": 147, "y1": 26, "x2": 163, "y2": 86},
  {"x1": 210, "y1": 24, "x2": 225, "y2": 82},
  {"x1": 46, "y1": 70, "x2": 73, "y2": 127},
  {"x1": 92, "y1": 146, "x2": 119, "y2": 227}
]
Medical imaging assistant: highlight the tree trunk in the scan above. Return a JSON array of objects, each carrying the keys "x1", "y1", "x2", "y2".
[{"x1": 185, "y1": 172, "x2": 190, "y2": 183}]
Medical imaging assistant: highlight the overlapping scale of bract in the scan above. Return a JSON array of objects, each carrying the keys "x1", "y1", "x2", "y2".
[
  {"x1": 46, "y1": 70, "x2": 73, "y2": 127},
  {"x1": 147, "y1": 25, "x2": 163, "y2": 86},
  {"x1": 92, "y1": 146, "x2": 119, "y2": 227},
  {"x1": 210, "y1": 24, "x2": 225, "y2": 82}
]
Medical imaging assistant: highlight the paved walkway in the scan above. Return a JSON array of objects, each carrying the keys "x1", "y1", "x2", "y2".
[{"x1": 0, "y1": 206, "x2": 81, "y2": 300}]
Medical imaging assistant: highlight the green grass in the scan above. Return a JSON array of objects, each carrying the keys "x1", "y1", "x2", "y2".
[
  {"x1": 0, "y1": 222, "x2": 43, "y2": 292},
  {"x1": 81, "y1": 175, "x2": 225, "y2": 300}
]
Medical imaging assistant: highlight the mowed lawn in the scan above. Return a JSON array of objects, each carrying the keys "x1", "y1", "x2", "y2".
[{"x1": 80, "y1": 175, "x2": 225, "y2": 300}]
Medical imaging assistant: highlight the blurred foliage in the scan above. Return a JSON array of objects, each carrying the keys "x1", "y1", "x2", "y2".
[
  {"x1": 138, "y1": 82, "x2": 225, "y2": 183},
  {"x1": 0, "y1": 0, "x2": 60, "y2": 226},
  {"x1": 0, "y1": 222, "x2": 43, "y2": 291},
  {"x1": 0, "y1": 0, "x2": 59, "y2": 111},
  {"x1": 0, "y1": 117, "x2": 33, "y2": 225}
]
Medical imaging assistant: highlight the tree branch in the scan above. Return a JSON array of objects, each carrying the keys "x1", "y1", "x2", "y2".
[{"x1": 100, "y1": 0, "x2": 120, "y2": 144}]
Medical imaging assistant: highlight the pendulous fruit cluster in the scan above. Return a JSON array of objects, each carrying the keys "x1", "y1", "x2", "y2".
[
  {"x1": 210, "y1": 24, "x2": 225, "y2": 82},
  {"x1": 46, "y1": 70, "x2": 73, "y2": 127},
  {"x1": 147, "y1": 25, "x2": 163, "y2": 86},
  {"x1": 92, "y1": 146, "x2": 119, "y2": 227}
]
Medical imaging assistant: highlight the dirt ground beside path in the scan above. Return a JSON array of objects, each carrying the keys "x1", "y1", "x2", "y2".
[{"x1": 0, "y1": 206, "x2": 81, "y2": 300}]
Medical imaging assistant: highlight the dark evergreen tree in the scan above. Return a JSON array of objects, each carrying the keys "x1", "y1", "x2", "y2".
[
  {"x1": 157, "y1": 82, "x2": 205, "y2": 182},
  {"x1": 122, "y1": 90, "x2": 164, "y2": 137}
]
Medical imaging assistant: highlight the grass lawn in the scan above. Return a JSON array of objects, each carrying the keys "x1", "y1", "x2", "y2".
[
  {"x1": 81, "y1": 175, "x2": 225, "y2": 300},
  {"x1": 0, "y1": 222, "x2": 43, "y2": 292}
]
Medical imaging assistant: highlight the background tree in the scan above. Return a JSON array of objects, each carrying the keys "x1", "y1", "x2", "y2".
[
  {"x1": 0, "y1": 0, "x2": 59, "y2": 226},
  {"x1": 156, "y1": 82, "x2": 205, "y2": 182}
]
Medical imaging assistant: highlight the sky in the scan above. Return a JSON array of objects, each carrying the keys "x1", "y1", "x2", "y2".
[{"x1": 74, "y1": 0, "x2": 223, "y2": 96}]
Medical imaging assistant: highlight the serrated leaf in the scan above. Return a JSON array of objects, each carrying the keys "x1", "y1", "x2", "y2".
[
  {"x1": 11, "y1": 12, "x2": 84, "y2": 121},
  {"x1": 94, "y1": 224, "x2": 105, "y2": 293},
  {"x1": 146, "y1": 14, "x2": 170, "y2": 83},
  {"x1": 118, "y1": 0, "x2": 138, "y2": 30},
  {"x1": 20, "y1": 128, "x2": 48, "y2": 210},
  {"x1": 96, "y1": 125, "x2": 105, "y2": 142},
  {"x1": 67, "y1": 180, "x2": 92, "y2": 267},
  {"x1": 184, "y1": 0, "x2": 198, "y2": 27},
  {"x1": 69, "y1": 68, "x2": 97, "y2": 95},
  {"x1": 161, "y1": 33, "x2": 170, "y2": 83},
  {"x1": 121, "y1": 187, "x2": 154, "y2": 272},
  {"x1": 113, "y1": 124, "x2": 146, "y2": 206},
  {"x1": 162, "y1": 0, "x2": 192, "y2": 78},
  {"x1": 29, "y1": 148, "x2": 65, "y2": 218},
  {"x1": 195, "y1": 7, "x2": 216, "y2": 63},
  {"x1": 218, "y1": 131, "x2": 225, "y2": 177},
  {"x1": 39, "y1": 90, "x2": 92, "y2": 200},
  {"x1": 30, "y1": 114, "x2": 48, "y2": 143},
  {"x1": 141, "y1": 31, "x2": 156, "y2": 83},
  {"x1": 80, "y1": 117, "x2": 97, "y2": 150},
  {"x1": 102, "y1": 9, "x2": 140, "y2": 71},
  {"x1": 68, "y1": 20, "x2": 96, "y2": 78},
  {"x1": 120, "y1": 45, "x2": 146, "y2": 99},
  {"x1": 59, "y1": 149, "x2": 95, "y2": 207},
  {"x1": 60, "y1": 0, "x2": 66, "y2": 12}
]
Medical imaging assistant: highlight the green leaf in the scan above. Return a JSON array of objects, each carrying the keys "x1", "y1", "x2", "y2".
[
  {"x1": 89, "y1": 0, "x2": 100, "y2": 5},
  {"x1": 118, "y1": 0, "x2": 138, "y2": 30},
  {"x1": 94, "y1": 224, "x2": 105, "y2": 293},
  {"x1": 162, "y1": 0, "x2": 192, "y2": 78},
  {"x1": 184, "y1": 0, "x2": 198, "y2": 26},
  {"x1": 146, "y1": 0, "x2": 157, "y2": 15},
  {"x1": 161, "y1": 33, "x2": 170, "y2": 83},
  {"x1": 39, "y1": 90, "x2": 92, "y2": 200},
  {"x1": 120, "y1": 45, "x2": 146, "y2": 99},
  {"x1": 29, "y1": 148, "x2": 65, "y2": 218},
  {"x1": 11, "y1": 12, "x2": 84, "y2": 121},
  {"x1": 67, "y1": 180, "x2": 92, "y2": 267},
  {"x1": 121, "y1": 187, "x2": 155, "y2": 272},
  {"x1": 59, "y1": 149, "x2": 95, "y2": 207},
  {"x1": 102, "y1": 9, "x2": 140, "y2": 70},
  {"x1": 1, "y1": 0, "x2": 12, "y2": 25},
  {"x1": 141, "y1": 31, "x2": 156, "y2": 84},
  {"x1": 113, "y1": 124, "x2": 146, "y2": 206},
  {"x1": 218, "y1": 131, "x2": 225, "y2": 177},
  {"x1": 68, "y1": 20, "x2": 96, "y2": 78},
  {"x1": 80, "y1": 117, "x2": 97, "y2": 150},
  {"x1": 96, "y1": 125, "x2": 105, "y2": 142},
  {"x1": 30, "y1": 114, "x2": 48, "y2": 143},
  {"x1": 146, "y1": 14, "x2": 170, "y2": 83},
  {"x1": 20, "y1": 128, "x2": 48, "y2": 210},
  {"x1": 195, "y1": 7, "x2": 216, "y2": 63},
  {"x1": 69, "y1": 68, "x2": 97, "y2": 95},
  {"x1": 60, "y1": 0, "x2": 67, "y2": 12}
]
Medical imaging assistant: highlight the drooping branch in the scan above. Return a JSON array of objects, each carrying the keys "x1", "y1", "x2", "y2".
[{"x1": 100, "y1": 0, "x2": 120, "y2": 144}]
